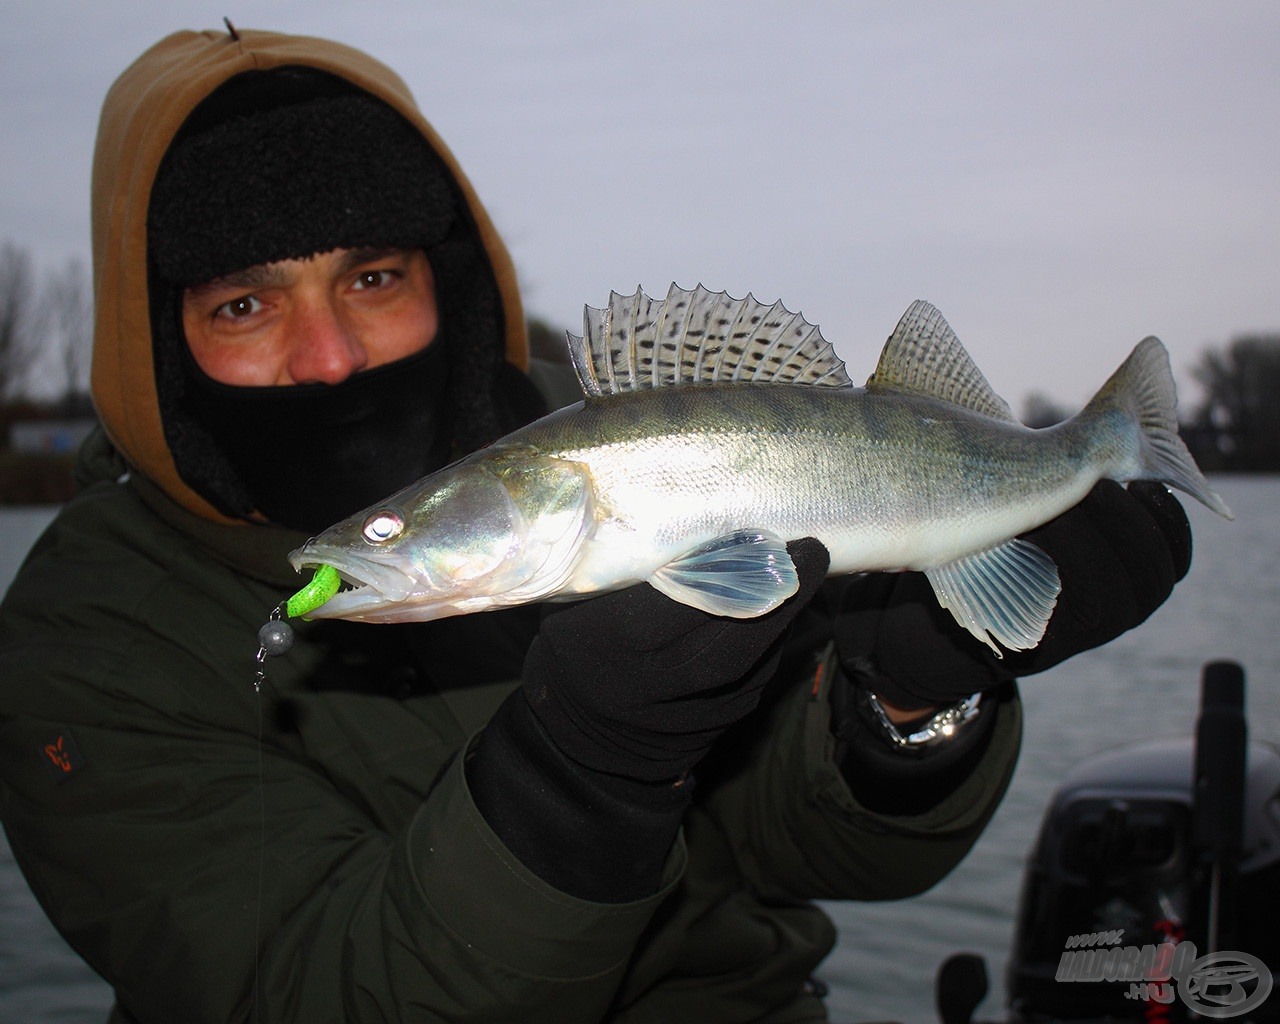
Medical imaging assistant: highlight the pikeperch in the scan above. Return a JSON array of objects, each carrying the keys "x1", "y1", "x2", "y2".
[{"x1": 288, "y1": 285, "x2": 1231, "y2": 655}]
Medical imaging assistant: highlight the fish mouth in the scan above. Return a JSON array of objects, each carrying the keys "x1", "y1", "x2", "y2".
[{"x1": 287, "y1": 545, "x2": 418, "y2": 619}]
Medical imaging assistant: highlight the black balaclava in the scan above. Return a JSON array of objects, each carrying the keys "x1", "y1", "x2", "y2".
[
  {"x1": 176, "y1": 340, "x2": 453, "y2": 531},
  {"x1": 146, "y1": 68, "x2": 520, "y2": 534}
]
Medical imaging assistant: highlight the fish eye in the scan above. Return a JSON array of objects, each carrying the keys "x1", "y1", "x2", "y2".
[{"x1": 362, "y1": 511, "x2": 404, "y2": 544}]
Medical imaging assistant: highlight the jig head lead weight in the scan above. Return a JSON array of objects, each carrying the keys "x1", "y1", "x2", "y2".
[{"x1": 253, "y1": 605, "x2": 294, "y2": 692}]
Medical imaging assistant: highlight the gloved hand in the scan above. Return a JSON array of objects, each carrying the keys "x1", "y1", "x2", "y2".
[
  {"x1": 523, "y1": 537, "x2": 831, "y2": 784},
  {"x1": 468, "y1": 538, "x2": 829, "y2": 900},
  {"x1": 834, "y1": 481, "x2": 1191, "y2": 711}
]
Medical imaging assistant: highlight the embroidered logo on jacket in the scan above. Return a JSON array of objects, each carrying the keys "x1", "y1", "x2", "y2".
[{"x1": 41, "y1": 731, "x2": 86, "y2": 781}]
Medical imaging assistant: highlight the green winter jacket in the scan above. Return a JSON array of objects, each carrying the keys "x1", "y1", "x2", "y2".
[
  {"x1": 1, "y1": 433, "x2": 1020, "y2": 1022},
  {"x1": 0, "y1": 25, "x2": 1021, "y2": 1024}
]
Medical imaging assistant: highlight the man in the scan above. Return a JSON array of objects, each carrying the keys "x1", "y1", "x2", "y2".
[{"x1": 0, "y1": 25, "x2": 1191, "y2": 1023}]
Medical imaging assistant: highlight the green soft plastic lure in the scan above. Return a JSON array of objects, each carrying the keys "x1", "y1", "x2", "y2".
[{"x1": 285, "y1": 564, "x2": 341, "y2": 619}]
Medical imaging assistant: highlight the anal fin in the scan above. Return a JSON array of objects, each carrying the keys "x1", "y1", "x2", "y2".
[
  {"x1": 649, "y1": 530, "x2": 799, "y2": 618},
  {"x1": 924, "y1": 539, "x2": 1061, "y2": 656}
]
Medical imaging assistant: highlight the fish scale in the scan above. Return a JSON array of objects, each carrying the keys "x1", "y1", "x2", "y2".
[{"x1": 289, "y1": 284, "x2": 1231, "y2": 656}]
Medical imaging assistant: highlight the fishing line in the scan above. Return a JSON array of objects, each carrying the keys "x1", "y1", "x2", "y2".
[
  {"x1": 251, "y1": 604, "x2": 294, "y2": 1023},
  {"x1": 253, "y1": 667, "x2": 265, "y2": 1024}
]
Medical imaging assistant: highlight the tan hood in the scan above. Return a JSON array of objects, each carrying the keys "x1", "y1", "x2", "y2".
[{"x1": 90, "y1": 26, "x2": 527, "y2": 524}]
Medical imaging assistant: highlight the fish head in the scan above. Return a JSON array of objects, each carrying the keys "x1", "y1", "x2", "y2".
[{"x1": 287, "y1": 449, "x2": 593, "y2": 622}]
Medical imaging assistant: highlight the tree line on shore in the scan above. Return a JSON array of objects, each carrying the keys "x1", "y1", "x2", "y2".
[{"x1": 2, "y1": 237, "x2": 1277, "y2": 497}]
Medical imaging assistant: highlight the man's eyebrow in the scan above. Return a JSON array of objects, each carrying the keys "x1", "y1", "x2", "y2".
[
  {"x1": 185, "y1": 263, "x2": 290, "y2": 297},
  {"x1": 336, "y1": 246, "x2": 415, "y2": 274},
  {"x1": 184, "y1": 247, "x2": 416, "y2": 298}
]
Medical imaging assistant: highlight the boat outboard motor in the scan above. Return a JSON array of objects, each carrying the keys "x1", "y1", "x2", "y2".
[{"x1": 997, "y1": 661, "x2": 1280, "y2": 1022}]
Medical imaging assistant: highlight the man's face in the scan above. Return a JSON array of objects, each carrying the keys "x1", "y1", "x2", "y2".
[{"x1": 181, "y1": 247, "x2": 439, "y2": 386}]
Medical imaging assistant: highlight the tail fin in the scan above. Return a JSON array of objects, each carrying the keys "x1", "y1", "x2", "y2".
[{"x1": 1082, "y1": 336, "x2": 1233, "y2": 519}]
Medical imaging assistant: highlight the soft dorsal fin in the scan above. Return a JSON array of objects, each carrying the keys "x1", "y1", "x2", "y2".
[
  {"x1": 867, "y1": 300, "x2": 1017, "y2": 421},
  {"x1": 568, "y1": 284, "x2": 852, "y2": 397}
]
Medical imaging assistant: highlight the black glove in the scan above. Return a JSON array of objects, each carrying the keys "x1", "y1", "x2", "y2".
[
  {"x1": 523, "y1": 536, "x2": 831, "y2": 784},
  {"x1": 834, "y1": 481, "x2": 1191, "y2": 711},
  {"x1": 468, "y1": 538, "x2": 830, "y2": 900}
]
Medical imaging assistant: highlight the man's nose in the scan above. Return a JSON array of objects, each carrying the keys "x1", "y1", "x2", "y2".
[{"x1": 285, "y1": 298, "x2": 368, "y2": 385}]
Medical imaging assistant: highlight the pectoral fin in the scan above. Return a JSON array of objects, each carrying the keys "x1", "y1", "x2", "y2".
[
  {"x1": 924, "y1": 539, "x2": 1061, "y2": 656},
  {"x1": 649, "y1": 530, "x2": 800, "y2": 618}
]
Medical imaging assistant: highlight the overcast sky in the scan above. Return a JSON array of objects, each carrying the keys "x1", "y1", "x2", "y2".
[{"x1": 2, "y1": 1, "x2": 1276, "y2": 412}]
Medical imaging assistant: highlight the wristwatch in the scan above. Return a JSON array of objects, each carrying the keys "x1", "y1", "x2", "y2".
[{"x1": 857, "y1": 687, "x2": 985, "y2": 751}]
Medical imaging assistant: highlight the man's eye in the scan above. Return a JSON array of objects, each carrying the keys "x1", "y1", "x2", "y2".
[
  {"x1": 215, "y1": 295, "x2": 263, "y2": 319},
  {"x1": 353, "y1": 269, "x2": 394, "y2": 290}
]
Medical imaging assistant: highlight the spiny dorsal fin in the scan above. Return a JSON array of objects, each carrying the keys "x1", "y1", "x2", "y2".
[
  {"x1": 568, "y1": 284, "x2": 852, "y2": 397},
  {"x1": 867, "y1": 300, "x2": 1017, "y2": 421}
]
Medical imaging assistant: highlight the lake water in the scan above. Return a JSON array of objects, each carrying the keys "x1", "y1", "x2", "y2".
[{"x1": 2, "y1": 478, "x2": 1275, "y2": 1023}]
